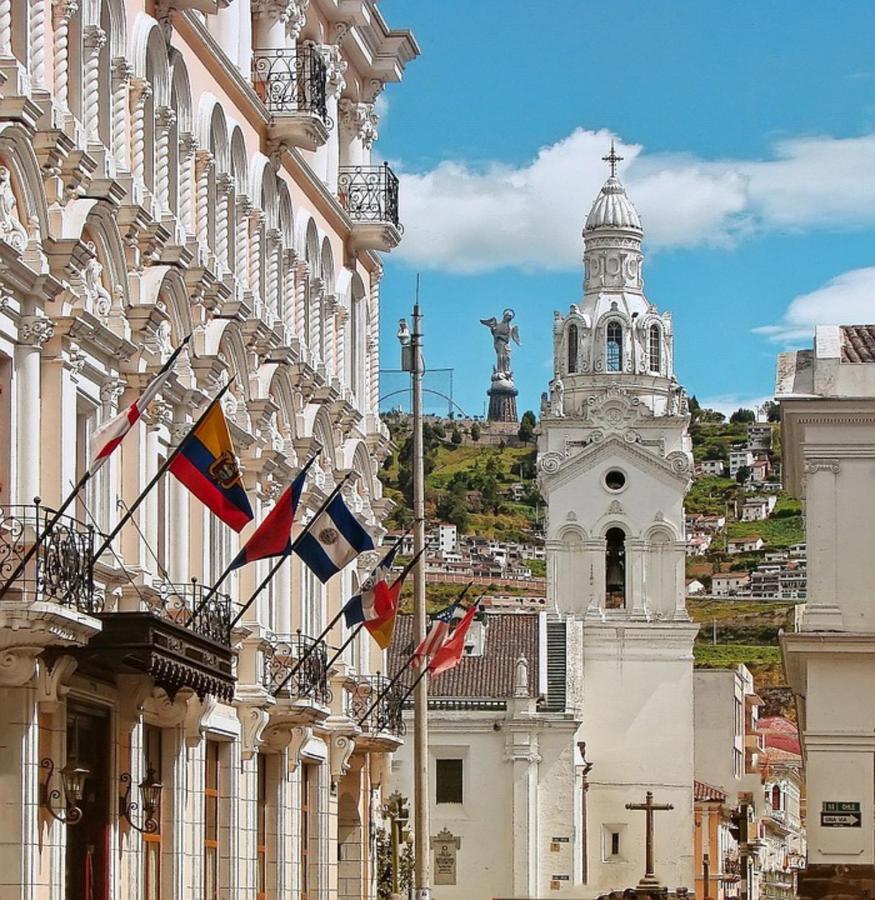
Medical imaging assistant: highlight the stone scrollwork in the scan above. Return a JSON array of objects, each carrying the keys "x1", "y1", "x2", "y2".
[
  {"x1": 339, "y1": 99, "x2": 379, "y2": 149},
  {"x1": 329, "y1": 731, "x2": 356, "y2": 781},
  {"x1": 667, "y1": 451, "x2": 691, "y2": 474},
  {"x1": 0, "y1": 166, "x2": 28, "y2": 253},
  {"x1": 539, "y1": 451, "x2": 563, "y2": 475},
  {"x1": 19, "y1": 315, "x2": 55, "y2": 348}
]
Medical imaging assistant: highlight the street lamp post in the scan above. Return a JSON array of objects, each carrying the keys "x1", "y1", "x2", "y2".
[{"x1": 398, "y1": 287, "x2": 430, "y2": 899}]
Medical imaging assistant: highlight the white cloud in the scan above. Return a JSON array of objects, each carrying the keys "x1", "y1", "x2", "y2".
[
  {"x1": 392, "y1": 129, "x2": 875, "y2": 273},
  {"x1": 755, "y1": 266, "x2": 875, "y2": 344}
]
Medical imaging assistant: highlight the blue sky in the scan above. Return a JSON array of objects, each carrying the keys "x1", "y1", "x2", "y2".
[{"x1": 376, "y1": 0, "x2": 875, "y2": 418}]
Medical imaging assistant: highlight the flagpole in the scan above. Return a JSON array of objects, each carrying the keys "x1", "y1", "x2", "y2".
[
  {"x1": 323, "y1": 623, "x2": 364, "y2": 674},
  {"x1": 269, "y1": 607, "x2": 346, "y2": 697},
  {"x1": 92, "y1": 381, "x2": 234, "y2": 561},
  {"x1": 0, "y1": 471, "x2": 91, "y2": 600},
  {"x1": 189, "y1": 455, "x2": 320, "y2": 623},
  {"x1": 229, "y1": 474, "x2": 353, "y2": 632},
  {"x1": 277, "y1": 533, "x2": 418, "y2": 696},
  {"x1": 397, "y1": 665, "x2": 430, "y2": 707},
  {"x1": 407, "y1": 287, "x2": 431, "y2": 900},
  {"x1": 358, "y1": 647, "x2": 420, "y2": 726}
]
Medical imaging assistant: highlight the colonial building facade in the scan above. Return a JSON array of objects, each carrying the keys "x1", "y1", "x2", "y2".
[
  {"x1": 0, "y1": 1, "x2": 416, "y2": 898},
  {"x1": 778, "y1": 324, "x2": 875, "y2": 899}
]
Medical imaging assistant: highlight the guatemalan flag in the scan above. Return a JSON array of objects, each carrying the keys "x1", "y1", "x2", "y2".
[
  {"x1": 89, "y1": 335, "x2": 191, "y2": 473},
  {"x1": 342, "y1": 542, "x2": 409, "y2": 649},
  {"x1": 168, "y1": 398, "x2": 254, "y2": 532},
  {"x1": 294, "y1": 493, "x2": 374, "y2": 583},
  {"x1": 228, "y1": 458, "x2": 314, "y2": 570}
]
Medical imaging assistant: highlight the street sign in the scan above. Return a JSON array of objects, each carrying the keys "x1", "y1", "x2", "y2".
[{"x1": 821, "y1": 801, "x2": 861, "y2": 828}]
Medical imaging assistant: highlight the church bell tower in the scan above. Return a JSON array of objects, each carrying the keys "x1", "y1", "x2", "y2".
[{"x1": 537, "y1": 146, "x2": 697, "y2": 895}]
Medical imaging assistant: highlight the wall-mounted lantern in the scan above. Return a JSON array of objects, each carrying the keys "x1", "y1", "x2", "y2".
[
  {"x1": 40, "y1": 757, "x2": 89, "y2": 825},
  {"x1": 119, "y1": 768, "x2": 163, "y2": 834}
]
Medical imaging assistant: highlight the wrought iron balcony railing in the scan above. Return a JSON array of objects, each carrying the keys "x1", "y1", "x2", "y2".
[
  {"x1": 252, "y1": 45, "x2": 328, "y2": 123},
  {"x1": 0, "y1": 502, "x2": 102, "y2": 613},
  {"x1": 264, "y1": 632, "x2": 331, "y2": 705},
  {"x1": 149, "y1": 581, "x2": 232, "y2": 646},
  {"x1": 347, "y1": 674, "x2": 406, "y2": 737},
  {"x1": 337, "y1": 163, "x2": 400, "y2": 228}
]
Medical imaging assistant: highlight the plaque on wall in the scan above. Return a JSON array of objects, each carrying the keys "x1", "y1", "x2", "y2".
[{"x1": 431, "y1": 829, "x2": 461, "y2": 886}]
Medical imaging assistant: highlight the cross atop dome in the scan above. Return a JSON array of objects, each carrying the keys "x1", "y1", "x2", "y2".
[{"x1": 602, "y1": 141, "x2": 624, "y2": 177}]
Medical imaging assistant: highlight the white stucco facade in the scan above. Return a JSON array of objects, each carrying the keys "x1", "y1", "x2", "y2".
[{"x1": 777, "y1": 324, "x2": 875, "y2": 897}]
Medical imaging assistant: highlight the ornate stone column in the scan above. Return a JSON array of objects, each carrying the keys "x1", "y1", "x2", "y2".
[
  {"x1": 129, "y1": 77, "x2": 152, "y2": 190},
  {"x1": 249, "y1": 208, "x2": 263, "y2": 311},
  {"x1": 0, "y1": 0, "x2": 11, "y2": 57},
  {"x1": 178, "y1": 133, "x2": 197, "y2": 238},
  {"x1": 280, "y1": 248, "x2": 297, "y2": 340},
  {"x1": 265, "y1": 227, "x2": 280, "y2": 325},
  {"x1": 235, "y1": 196, "x2": 251, "y2": 294},
  {"x1": 294, "y1": 260, "x2": 308, "y2": 345},
  {"x1": 30, "y1": 0, "x2": 51, "y2": 90},
  {"x1": 802, "y1": 458, "x2": 844, "y2": 629},
  {"x1": 154, "y1": 104, "x2": 177, "y2": 215},
  {"x1": 82, "y1": 25, "x2": 106, "y2": 144},
  {"x1": 52, "y1": 0, "x2": 78, "y2": 111},
  {"x1": 338, "y1": 99, "x2": 378, "y2": 168},
  {"x1": 324, "y1": 294, "x2": 337, "y2": 380},
  {"x1": 335, "y1": 305, "x2": 348, "y2": 387},
  {"x1": 215, "y1": 172, "x2": 232, "y2": 271},
  {"x1": 16, "y1": 316, "x2": 54, "y2": 504},
  {"x1": 195, "y1": 149, "x2": 214, "y2": 253},
  {"x1": 111, "y1": 57, "x2": 132, "y2": 171}
]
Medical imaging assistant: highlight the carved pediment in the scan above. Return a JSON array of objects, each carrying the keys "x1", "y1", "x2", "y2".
[
  {"x1": 583, "y1": 383, "x2": 653, "y2": 431},
  {"x1": 539, "y1": 432, "x2": 691, "y2": 491}
]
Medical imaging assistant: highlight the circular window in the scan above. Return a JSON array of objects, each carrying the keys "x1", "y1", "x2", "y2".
[{"x1": 604, "y1": 469, "x2": 626, "y2": 492}]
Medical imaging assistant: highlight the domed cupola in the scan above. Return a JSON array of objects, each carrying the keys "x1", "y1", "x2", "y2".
[
  {"x1": 582, "y1": 143, "x2": 644, "y2": 295},
  {"x1": 584, "y1": 175, "x2": 642, "y2": 233}
]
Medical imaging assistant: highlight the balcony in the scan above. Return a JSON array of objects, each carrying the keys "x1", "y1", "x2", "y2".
[
  {"x1": 82, "y1": 580, "x2": 236, "y2": 701},
  {"x1": 252, "y1": 45, "x2": 330, "y2": 151},
  {"x1": 0, "y1": 503, "x2": 102, "y2": 683},
  {"x1": 346, "y1": 674, "x2": 405, "y2": 751},
  {"x1": 263, "y1": 632, "x2": 331, "y2": 723},
  {"x1": 337, "y1": 163, "x2": 402, "y2": 252}
]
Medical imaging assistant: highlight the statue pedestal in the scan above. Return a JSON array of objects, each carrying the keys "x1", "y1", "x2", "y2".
[{"x1": 487, "y1": 376, "x2": 518, "y2": 424}]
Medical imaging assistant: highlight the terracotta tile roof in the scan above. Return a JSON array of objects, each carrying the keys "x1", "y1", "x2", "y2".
[
  {"x1": 841, "y1": 325, "x2": 875, "y2": 363},
  {"x1": 694, "y1": 780, "x2": 728, "y2": 802},
  {"x1": 758, "y1": 716, "x2": 801, "y2": 755},
  {"x1": 388, "y1": 612, "x2": 540, "y2": 699}
]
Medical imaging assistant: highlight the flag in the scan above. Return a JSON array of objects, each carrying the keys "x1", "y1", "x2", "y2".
[
  {"x1": 168, "y1": 399, "x2": 254, "y2": 532},
  {"x1": 294, "y1": 493, "x2": 374, "y2": 582},
  {"x1": 429, "y1": 601, "x2": 479, "y2": 677},
  {"x1": 89, "y1": 336, "x2": 191, "y2": 473},
  {"x1": 229, "y1": 459, "x2": 313, "y2": 570},
  {"x1": 344, "y1": 545, "x2": 417, "y2": 649},
  {"x1": 412, "y1": 600, "x2": 466, "y2": 668}
]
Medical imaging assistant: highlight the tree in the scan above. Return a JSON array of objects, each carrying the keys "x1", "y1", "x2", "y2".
[
  {"x1": 470, "y1": 422, "x2": 481, "y2": 442},
  {"x1": 518, "y1": 410, "x2": 536, "y2": 443},
  {"x1": 736, "y1": 465, "x2": 751, "y2": 484},
  {"x1": 450, "y1": 427, "x2": 462, "y2": 445},
  {"x1": 762, "y1": 400, "x2": 781, "y2": 422},
  {"x1": 730, "y1": 408, "x2": 756, "y2": 424}
]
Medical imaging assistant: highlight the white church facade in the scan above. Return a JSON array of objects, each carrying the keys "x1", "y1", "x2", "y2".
[{"x1": 389, "y1": 161, "x2": 697, "y2": 898}]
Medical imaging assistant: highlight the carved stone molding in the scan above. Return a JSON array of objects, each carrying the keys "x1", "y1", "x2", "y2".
[
  {"x1": 237, "y1": 703, "x2": 271, "y2": 760},
  {"x1": 184, "y1": 693, "x2": 218, "y2": 748},
  {"x1": 143, "y1": 687, "x2": 190, "y2": 728},
  {"x1": 338, "y1": 98, "x2": 378, "y2": 148},
  {"x1": 36, "y1": 655, "x2": 79, "y2": 711},
  {"x1": 804, "y1": 458, "x2": 841, "y2": 474},
  {"x1": 329, "y1": 730, "x2": 356, "y2": 781},
  {"x1": 19, "y1": 314, "x2": 55, "y2": 348}
]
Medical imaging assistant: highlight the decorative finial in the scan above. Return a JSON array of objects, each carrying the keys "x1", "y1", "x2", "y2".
[{"x1": 602, "y1": 140, "x2": 624, "y2": 178}]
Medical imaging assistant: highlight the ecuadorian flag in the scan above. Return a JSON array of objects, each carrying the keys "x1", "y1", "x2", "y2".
[{"x1": 169, "y1": 401, "x2": 254, "y2": 532}]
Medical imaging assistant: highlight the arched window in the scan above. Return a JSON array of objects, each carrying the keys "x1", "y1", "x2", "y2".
[
  {"x1": 649, "y1": 324, "x2": 661, "y2": 373},
  {"x1": 606, "y1": 321, "x2": 623, "y2": 372},
  {"x1": 567, "y1": 324, "x2": 578, "y2": 374},
  {"x1": 771, "y1": 784, "x2": 781, "y2": 811},
  {"x1": 605, "y1": 527, "x2": 626, "y2": 609}
]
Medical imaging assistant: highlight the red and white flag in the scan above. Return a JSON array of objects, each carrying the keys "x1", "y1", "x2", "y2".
[
  {"x1": 428, "y1": 601, "x2": 480, "y2": 677},
  {"x1": 89, "y1": 336, "x2": 190, "y2": 474}
]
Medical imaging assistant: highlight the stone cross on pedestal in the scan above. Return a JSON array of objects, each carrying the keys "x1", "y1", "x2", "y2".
[{"x1": 625, "y1": 791, "x2": 674, "y2": 888}]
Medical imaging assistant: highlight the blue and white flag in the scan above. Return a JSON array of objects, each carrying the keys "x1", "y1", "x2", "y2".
[{"x1": 295, "y1": 493, "x2": 375, "y2": 583}]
